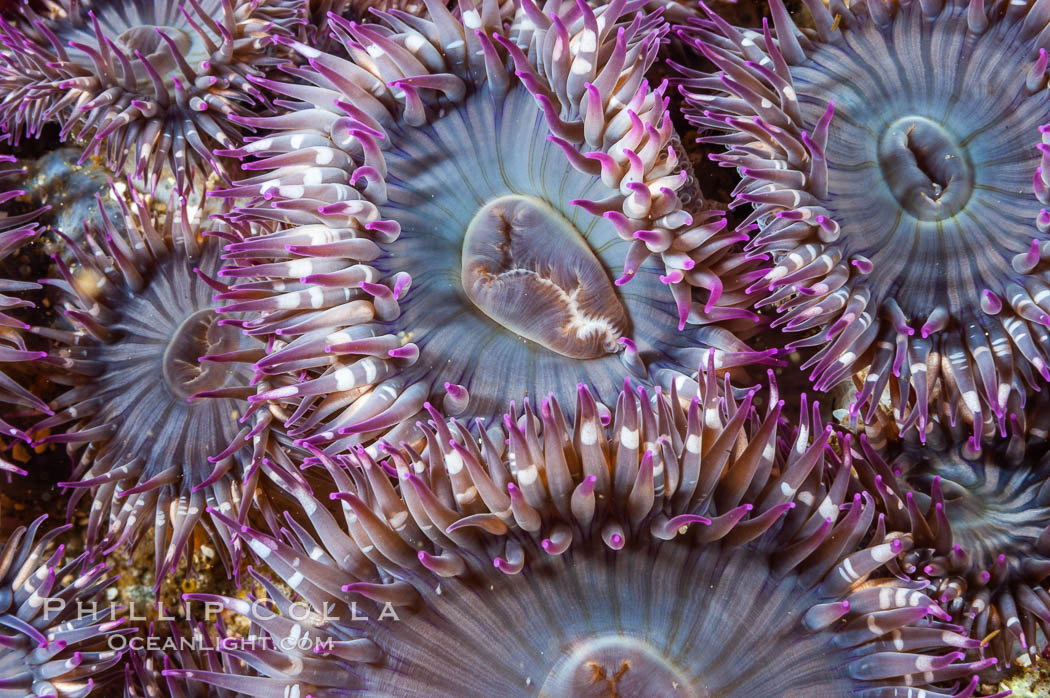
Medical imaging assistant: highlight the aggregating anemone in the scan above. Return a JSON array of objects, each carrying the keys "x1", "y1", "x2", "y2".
[
  {"x1": 0, "y1": 153, "x2": 48, "y2": 476},
  {"x1": 0, "y1": 515, "x2": 131, "y2": 697},
  {"x1": 161, "y1": 373, "x2": 998, "y2": 696},
  {"x1": 676, "y1": 0, "x2": 1050, "y2": 440},
  {"x1": 214, "y1": 0, "x2": 768, "y2": 453},
  {"x1": 0, "y1": 0, "x2": 298, "y2": 193},
  {"x1": 856, "y1": 419, "x2": 1050, "y2": 670},
  {"x1": 27, "y1": 182, "x2": 263, "y2": 583}
]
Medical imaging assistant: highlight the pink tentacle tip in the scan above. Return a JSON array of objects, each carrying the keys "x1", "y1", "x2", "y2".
[
  {"x1": 850, "y1": 256, "x2": 873, "y2": 274},
  {"x1": 633, "y1": 229, "x2": 661, "y2": 245},
  {"x1": 658, "y1": 270, "x2": 683, "y2": 284},
  {"x1": 387, "y1": 345, "x2": 416, "y2": 359}
]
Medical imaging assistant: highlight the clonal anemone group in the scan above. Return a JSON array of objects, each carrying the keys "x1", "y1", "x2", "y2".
[
  {"x1": 3, "y1": 0, "x2": 1050, "y2": 694},
  {"x1": 164, "y1": 372, "x2": 996, "y2": 697},
  {"x1": 677, "y1": 0, "x2": 1050, "y2": 440},
  {"x1": 214, "y1": 0, "x2": 767, "y2": 453}
]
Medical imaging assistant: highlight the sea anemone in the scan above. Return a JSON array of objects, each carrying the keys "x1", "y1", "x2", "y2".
[
  {"x1": 676, "y1": 0, "x2": 1050, "y2": 441},
  {"x1": 296, "y1": 0, "x2": 429, "y2": 49},
  {"x1": 856, "y1": 419, "x2": 1050, "y2": 669},
  {"x1": 646, "y1": 0, "x2": 698, "y2": 24},
  {"x1": 0, "y1": 514, "x2": 132, "y2": 697},
  {"x1": 165, "y1": 369, "x2": 995, "y2": 696},
  {"x1": 0, "y1": 0, "x2": 299, "y2": 193},
  {"x1": 213, "y1": 0, "x2": 769, "y2": 454},
  {"x1": 310, "y1": 0, "x2": 427, "y2": 21},
  {"x1": 0, "y1": 153, "x2": 49, "y2": 477},
  {"x1": 27, "y1": 181, "x2": 262, "y2": 583}
]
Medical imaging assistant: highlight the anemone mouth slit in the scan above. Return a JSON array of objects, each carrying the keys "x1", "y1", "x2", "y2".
[
  {"x1": 163, "y1": 307, "x2": 243, "y2": 399},
  {"x1": 114, "y1": 24, "x2": 200, "y2": 76},
  {"x1": 461, "y1": 194, "x2": 629, "y2": 360},
  {"x1": 117, "y1": 25, "x2": 192, "y2": 55},
  {"x1": 877, "y1": 116, "x2": 974, "y2": 220},
  {"x1": 543, "y1": 634, "x2": 696, "y2": 698}
]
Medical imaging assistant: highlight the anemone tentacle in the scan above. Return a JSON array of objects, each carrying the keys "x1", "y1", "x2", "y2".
[
  {"x1": 0, "y1": 154, "x2": 49, "y2": 476},
  {"x1": 855, "y1": 418, "x2": 1050, "y2": 669},
  {"x1": 26, "y1": 181, "x2": 269, "y2": 584},
  {"x1": 295, "y1": 0, "x2": 429, "y2": 48},
  {"x1": 0, "y1": 515, "x2": 132, "y2": 698},
  {"x1": 0, "y1": 0, "x2": 299, "y2": 193},
  {"x1": 676, "y1": 0, "x2": 1050, "y2": 441},
  {"x1": 161, "y1": 364, "x2": 994, "y2": 696},
  {"x1": 124, "y1": 619, "x2": 241, "y2": 698},
  {"x1": 211, "y1": 0, "x2": 768, "y2": 455}
]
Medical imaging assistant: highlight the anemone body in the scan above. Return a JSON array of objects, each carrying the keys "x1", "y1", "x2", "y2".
[
  {"x1": 0, "y1": 154, "x2": 48, "y2": 477},
  {"x1": 677, "y1": 0, "x2": 1050, "y2": 440},
  {"x1": 166, "y1": 368, "x2": 993, "y2": 697},
  {"x1": 28, "y1": 183, "x2": 263, "y2": 583},
  {"x1": 214, "y1": 0, "x2": 767, "y2": 454},
  {"x1": 0, "y1": 515, "x2": 131, "y2": 698},
  {"x1": 0, "y1": 0, "x2": 298, "y2": 193},
  {"x1": 857, "y1": 421, "x2": 1050, "y2": 668}
]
